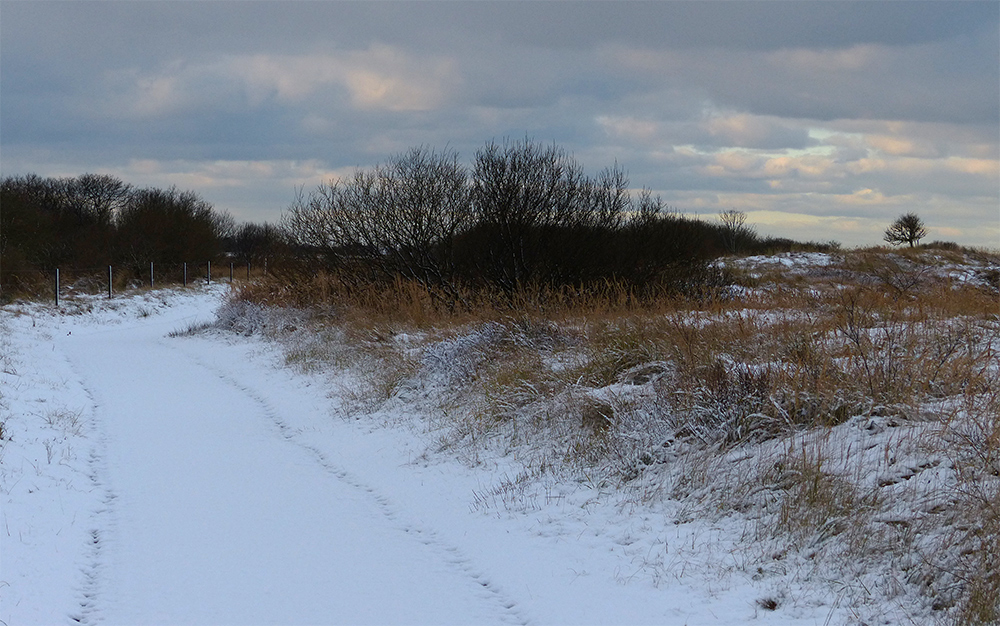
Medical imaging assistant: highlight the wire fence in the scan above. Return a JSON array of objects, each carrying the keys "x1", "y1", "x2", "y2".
[{"x1": 0, "y1": 261, "x2": 266, "y2": 305}]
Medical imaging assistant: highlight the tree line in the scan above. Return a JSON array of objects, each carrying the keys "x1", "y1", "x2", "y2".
[
  {"x1": 281, "y1": 139, "x2": 829, "y2": 305},
  {"x1": 0, "y1": 173, "x2": 287, "y2": 289},
  {"x1": 2, "y1": 138, "x2": 836, "y2": 304}
]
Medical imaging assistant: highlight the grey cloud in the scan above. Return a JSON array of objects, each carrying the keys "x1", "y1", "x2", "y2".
[
  {"x1": 2, "y1": 1, "x2": 996, "y2": 248},
  {"x1": 608, "y1": 30, "x2": 999, "y2": 125},
  {"x1": 478, "y1": 1, "x2": 998, "y2": 51},
  {"x1": 10, "y1": 2, "x2": 994, "y2": 63},
  {"x1": 9, "y1": 2, "x2": 995, "y2": 121}
]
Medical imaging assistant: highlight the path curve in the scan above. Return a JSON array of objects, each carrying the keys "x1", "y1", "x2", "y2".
[{"x1": 58, "y1": 308, "x2": 530, "y2": 625}]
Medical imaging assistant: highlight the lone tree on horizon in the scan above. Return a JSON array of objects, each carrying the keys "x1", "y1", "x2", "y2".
[{"x1": 884, "y1": 213, "x2": 927, "y2": 248}]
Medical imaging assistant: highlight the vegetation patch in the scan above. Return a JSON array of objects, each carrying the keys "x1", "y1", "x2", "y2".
[{"x1": 217, "y1": 244, "x2": 998, "y2": 625}]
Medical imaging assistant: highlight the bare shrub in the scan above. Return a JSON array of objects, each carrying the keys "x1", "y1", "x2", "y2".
[
  {"x1": 850, "y1": 252, "x2": 929, "y2": 298},
  {"x1": 42, "y1": 408, "x2": 85, "y2": 437},
  {"x1": 282, "y1": 147, "x2": 472, "y2": 308},
  {"x1": 214, "y1": 298, "x2": 305, "y2": 337},
  {"x1": 465, "y1": 138, "x2": 628, "y2": 292},
  {"x1": 718, "y1": 209, "x2": 757, "y2": 254}
]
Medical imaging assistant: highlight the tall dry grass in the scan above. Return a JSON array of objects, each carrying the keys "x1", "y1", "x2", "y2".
[{"x1": 226, "y1": 248, "x2": 999, "y2": 624}]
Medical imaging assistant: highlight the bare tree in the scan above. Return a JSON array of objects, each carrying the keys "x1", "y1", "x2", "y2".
[
  {"x1": 370, "y1": 146, "x2": 472, "y2": 301},
  {"x1": 68, "y1": 174, "x2": 132, "y2": 226},
  {"x1": 631, "y1": 188, "x2": 665, "y2": 227},
  {"x1": 231, "y1": 222, "x2": 285, "y2": 266},
  {"x1": 883, "y1": 213, "x2": 927, "y2": 248},
  {"x1": 468, "y1": 138, "x2": 631, "y2": 290},
  {"x1": 115, "y1": 186, "x2": 228, "y2": 270},
  {"x1": 281, "y1": 185, "x2": 350, "y2": 263},
  {"x1": 281, "y1": 147, "x2": 472, "y2": 304},
  {"x1": 719, "y1": 209, "x2": 755, "y2": 253}
]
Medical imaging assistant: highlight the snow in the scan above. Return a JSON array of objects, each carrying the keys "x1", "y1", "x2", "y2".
[
  {"x1": 0, "y1": 285, "x2": 934, "y2": 625},
  {"x1": 732, "y1": 253, "x2": 836, "y2": 269}
]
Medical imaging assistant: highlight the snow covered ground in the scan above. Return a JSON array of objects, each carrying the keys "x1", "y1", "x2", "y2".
[{"x1": 0, "y1": 280, "x2": 989, "y2": 625}]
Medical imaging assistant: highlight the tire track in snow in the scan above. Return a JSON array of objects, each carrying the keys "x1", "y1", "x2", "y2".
[
  {"x1": 59, "y1": 349, "x2": 117, "y2": 626},
  {"x1": 178, "y1": 344, "x2": 532, "y2": 626}
]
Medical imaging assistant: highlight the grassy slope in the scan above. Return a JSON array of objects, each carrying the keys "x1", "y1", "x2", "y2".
[{"x1": 226, "y1": 246, "x2": 1000, "y2": 625}]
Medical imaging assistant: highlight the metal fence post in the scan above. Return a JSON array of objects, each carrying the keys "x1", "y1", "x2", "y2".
[
  {"x1": 230, "y1": 262, "x2": 234, "y2": 283},
  {"x1": 108, "y1": 265, "x2": 113, "y2": 299},
  {"x1": 207, "y1": 261, "x2": 211, "y2": 284},
  {"x1": 150, "y1": 262, "x2": 154, "y2": 289},
  {"x1": 55, "y1": 268, "x2": 60, "y2": 306},
  {"x1": 183, "y1": 262, "x2": 188, "y2": 287}
]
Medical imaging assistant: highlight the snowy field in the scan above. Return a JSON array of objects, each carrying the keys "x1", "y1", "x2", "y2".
[{"x1": 1, "y1": 254, "x2": 996, "y2": 625}]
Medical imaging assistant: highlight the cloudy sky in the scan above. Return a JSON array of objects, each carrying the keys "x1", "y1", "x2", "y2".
[{"x1": 2, "y1": 1, "x2": 998, "y2": 247}]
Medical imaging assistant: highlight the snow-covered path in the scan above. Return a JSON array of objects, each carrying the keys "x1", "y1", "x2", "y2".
[
  {"x1": 3, "y1": 288, "x2": 847, "y2": 626},
  {"x1": 56, "y1": 304, "x2": 526, "y2": 625}
]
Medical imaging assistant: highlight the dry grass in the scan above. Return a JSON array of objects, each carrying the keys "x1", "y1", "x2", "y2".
[{"x1": 225, "y1": 247, "x2": 999, "y2": 624}]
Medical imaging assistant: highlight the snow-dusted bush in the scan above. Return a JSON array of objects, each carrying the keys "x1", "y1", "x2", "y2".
[
  {"x1": 214, "y1": 298, "x2": 304, "y2": 337},
  {"x1": 420, "y1": 321, "x2": 507, "y2": 388}
]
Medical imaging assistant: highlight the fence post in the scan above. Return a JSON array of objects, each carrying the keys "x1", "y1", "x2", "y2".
[
  {"x1": 55, "y1": 268, "x2": 60, "y2": 307},
  {"x1": 207, "y1": 261, "x2": 211, "y2": 284},
  {"x1": 183, "y1": 262, "x2": 187, "y2": 287},
  {"x1": 108, "y1": 265, "x2": 113, "y2": 299},
  {"x1": 150, "y1": 262, "x2": 154, "y2": 289}
]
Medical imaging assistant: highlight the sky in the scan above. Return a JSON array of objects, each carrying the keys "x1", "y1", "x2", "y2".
[{"x1": 2, "y1": 1, "x2": 998, "y2": 248}]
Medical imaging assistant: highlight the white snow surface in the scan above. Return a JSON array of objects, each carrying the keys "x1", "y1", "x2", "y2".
[{"x1": 2, "y1": 286, "x2": 866, "y2": 625}]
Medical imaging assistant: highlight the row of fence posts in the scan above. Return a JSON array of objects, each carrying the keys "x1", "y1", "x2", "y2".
[{"x1": 51, "y1": 261, "x2": 256, "y2": 306}]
